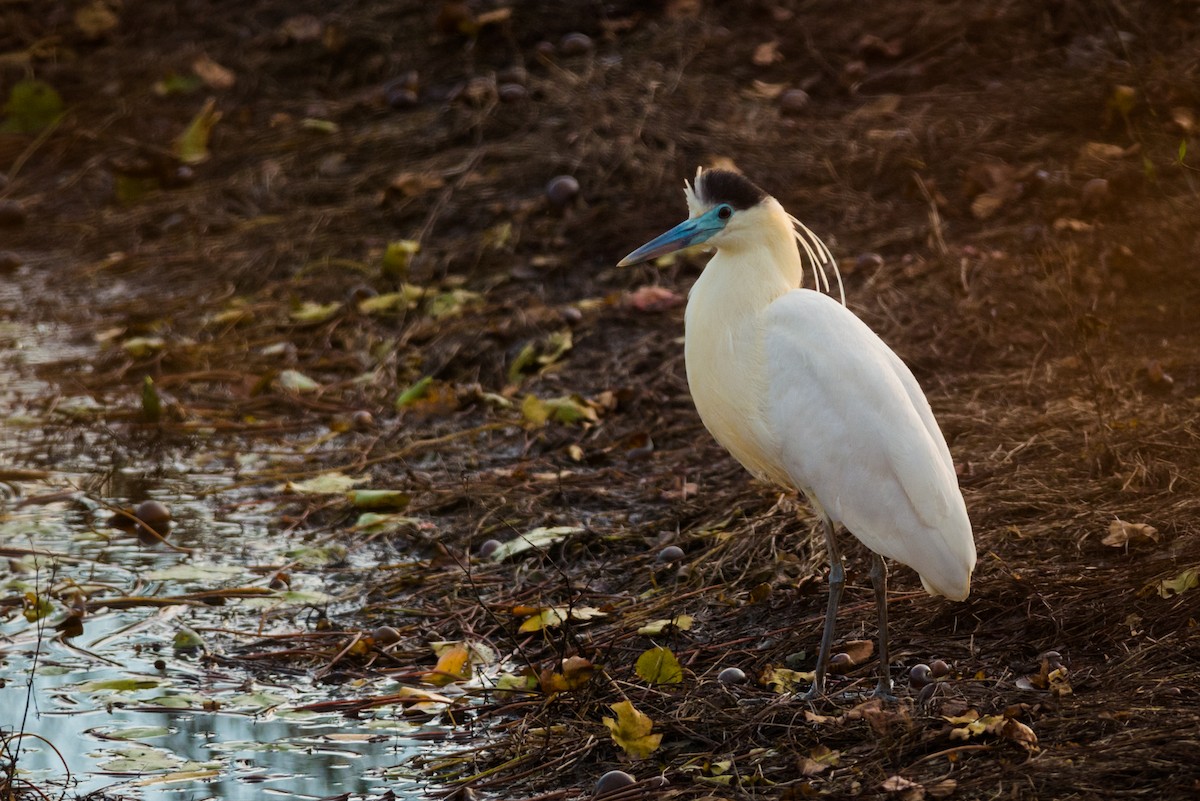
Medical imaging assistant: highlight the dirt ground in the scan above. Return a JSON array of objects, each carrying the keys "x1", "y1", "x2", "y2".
[{"x1": 3, "y1": 0, "x2": 1200, "y2": 799}]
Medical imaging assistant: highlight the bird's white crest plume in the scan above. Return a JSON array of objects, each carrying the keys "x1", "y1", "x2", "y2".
[{"x1": 619, "y1": 167, "x2": 976, "y2": 702}]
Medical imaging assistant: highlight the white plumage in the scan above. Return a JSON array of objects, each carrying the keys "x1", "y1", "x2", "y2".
[{"x1": 619, "y1": 168, "x2": 975, "y2": 698}]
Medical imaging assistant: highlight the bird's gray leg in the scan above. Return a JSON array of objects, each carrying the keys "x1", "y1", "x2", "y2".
[
  {"x1": 801, "y1": 515, "x2": 843, "y2": 701},
  {"x1": 870, "y1": 553, "x2": 897, "y2": 701}
]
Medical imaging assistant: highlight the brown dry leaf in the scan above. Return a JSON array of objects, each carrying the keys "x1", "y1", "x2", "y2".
[
  {"x1": 624, "y1": 285, "x2": 683, "y2": 312},
  {"x1": 192, "y1": 55, "x2": 236, "y2": 90},
  {"x1": 75, "y1": 1, "x2": 119, "y2": 39},
  {"x1": 540, "y1": 655, "x2": 595, "y2": 693},
  {"x1": 798, "y1": 745, "x2": 839, "y2": 776},
  {"x1": 1170, "y1": 106, "x2": 1195, "y2": 135},
  {"x1": 881, "y1": 776, "x2": 924, "y2": 800},
  {"x1": 280, "y1": 15, "x2": 323, "y2": 43},
  {"x1": 847, "y1": 94, "x2": 902, "y2": 121},
  {"x1": 752, "y1": 40, "x2": 783, "y2": 67},
  {"x1": 748, "y1": 80, "x2": 788, "y2": 100},
  {"x1": 1075, "y1": 141, "x2": 1137, "y2": 169},
  {"x1": 1053, "y1": 218, "x2": 1094, "y2": 232},
  {"x1": 388, "y1": 171, "x2": 446, "y2": 198},
  {"x1": 857, "y1": 34, "x2": 904, "y2": 58},
  {"x1": 1001, "y1": 718, "x2": 1038, "y2": 750},
  {"x1": 665, "y1": 0, "x2": 701, "y2": 17},
  {"x1": 928, "y1": 779, "x2": 957, "y2": 798},
  {"x1": 842, "y1": 639, "x2": 874, "y2": 666},
  {"x1": 1103, "y1": 519, "x2": 1159, "y2": 547}
]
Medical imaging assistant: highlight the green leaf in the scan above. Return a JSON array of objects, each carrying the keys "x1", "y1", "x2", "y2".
[
  {"x1": 1179, "y1": 138, "x2": 1188, "y2": 165},
  {"x1": 358, "y1": 285, "x2": 426, "y2": 314},
  {"x1": 284, "y1": 471, "x2": 367, "y2": 494},
  {"x1": 174, "y1": 97, "x2": 222, "y2": 165},
  {"x1": 1159, "y1": 567, "x2": 1199, "y2": 598},
  {"x1": 382, "y1": 240, "x2": 420, "y2": 280},
  {"x1": 636, "y1": 646, "x2": 683, "y2": 685},
  {"x1": 122, "y1": 337, "x2": 166, "y2": 358},
  {"x1": 277, "y1": 369, "x2": 320, "y2": 393},
  {"x1": 284, "y1": 544, "x2": 347, "y2": 566},
  {"x1": 289, "y1": 300, "x2": 342, "y2": 323},
  {"x1": 141, "y1": 375, "x2": 162, "y2": 422},
  {"x1": 106, "y1": 726, "x2": 171, "y2": 741},
  {"x1": 488, "y1": 525, "x2": 582, "y2": 560},
  {"x1": 508, "y1": 343, "x2": 538, "y2": 385},
  {"x1": 172, "y1": 628, "x2": 206, "y2": 651},
  {"x1": 395, "y1": 376, "x2": 433, "y2": 408},
  {"x1": 426, "y1": 288, "x2": 482, "y2": 319},
  {"x1": 1, "y1": 79, "x2": 65, "y2": 134},
  {"x1": 347, "y1": 489, "x2": 411, "y2": 510}
]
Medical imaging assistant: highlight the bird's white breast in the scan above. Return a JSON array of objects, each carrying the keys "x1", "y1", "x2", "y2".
[{"x1": 684, "y1": 252, "x2": 791, "y2": 487}]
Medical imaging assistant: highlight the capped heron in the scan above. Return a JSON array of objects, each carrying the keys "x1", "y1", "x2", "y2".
[{"x1": 618, "y1": 168, "x2": 975, "y2": 699}]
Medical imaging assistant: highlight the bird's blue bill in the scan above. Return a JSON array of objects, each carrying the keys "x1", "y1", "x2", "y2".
[{"x1": 617, "y1": 205, "x2": 727, "y2": 266}]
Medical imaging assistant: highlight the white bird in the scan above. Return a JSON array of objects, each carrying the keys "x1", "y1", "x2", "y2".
[{"x1": 618, "y1": 168, "x2": 975, "y2": 699}]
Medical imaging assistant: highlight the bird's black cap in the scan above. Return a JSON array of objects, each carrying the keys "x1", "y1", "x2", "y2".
[{"x1": 696, "y1": 169, "x2": 768, "y2": 210}]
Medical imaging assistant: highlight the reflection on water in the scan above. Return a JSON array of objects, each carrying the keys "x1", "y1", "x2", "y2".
[{"x1": 0, "y1": 269, "x2": 445, "y2": 799}]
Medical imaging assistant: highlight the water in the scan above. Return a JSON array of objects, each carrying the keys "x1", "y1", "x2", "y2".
[{"x1": 0, "y1": 270, "x2": 456, "y2": 800}]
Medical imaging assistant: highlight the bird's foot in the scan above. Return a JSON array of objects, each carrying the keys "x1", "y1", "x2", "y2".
[
  {"x1": 798, "y1": 683, "x2": 825, "y2": 702},
  {"x1": 872, "y1": 680, "x2": 898, "y2": 703}
]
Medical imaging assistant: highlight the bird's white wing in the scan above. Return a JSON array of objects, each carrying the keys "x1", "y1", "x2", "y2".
[{"x1": 762, "y1": 290, "x2": 975, "y2": 599}]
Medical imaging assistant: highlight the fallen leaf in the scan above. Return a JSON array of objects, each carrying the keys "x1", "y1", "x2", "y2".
[
  {"x1": 798, "y1": 744, "x2": 839, "y2": 776},
  {"x1": 881, "y1": 775, "x2": 923, "y2": 798},
  {"x1": 388, "y1": 173, "x2": 445, "y2": 199},
  {"x1": 521, "y1": 394, "x2": 598, "y2": 426},
  {"x1": 603, "y1": 700, "x2": 662, "y2": 760},
  {"x1": 284, "y1": 471, "x2": 367, "y2": 495},
  {"x1": 122, "y1": 337, "x2": 166, "y2": 358},
  {"x1": 636, "y1": 614, "x2": 694, "y2": 635},
  {"x1": 1103, "y1": 519, "x2": 1159, "y2": 547},
  {"x1": 518, "y1": 605, "x2": 606, "y2": 632},
  {"x1": 280, "y1": 14, "x2": 324, "y2": 42},
  {"x1": 489, "y1": 525, "x2": 582, "y2": 560},
  {"x1": 382, "y1": 240, "x2": 421, "y2": 279},
  {"x1": 277, "y1": 369, "x2": 320, "y2": 393},
  {"x1": 1, "y1": 79, "x2": 65, "y2": 134},
  {"x1": 763, "y1": 667, "x2": 813, "y2": 693},
  {"x1": 623, "y1": 285, "x2": 683, "y2": 312},
  {"x1": 290, "y1": 300, "x2": 341, "y2": 323},
  {"x1": 174, "y1": 97, "x2": 222, "y2": 165},
  {"x1": 192, "y1": 54, "x2": 236, "y2": 90},
  {"x1": 753, "y1": 40, "x2": 783, "y2": 66},
  {"x1": 75, "y1": 0, "x2": 119, "y2": 39},
  {"x1": 423, "y1": 643, "x2": 471, "y2": 686},
  {"x1": 636, "y1": 646, "x2": 683, "y2": 685},
  {"x1": 347, "y1": 490, "x2": 411, "y2": 510},
  {"x1": 842, "y1": 639, "x2": 874, "y2": 666},
  {"x1": 1158, "y1": 567, "x2": 1199, "y2": 598}
]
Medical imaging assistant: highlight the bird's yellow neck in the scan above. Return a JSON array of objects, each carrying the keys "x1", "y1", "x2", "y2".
[{"x1": 683, "y1": 200, "x2": 803, "y2": 485}]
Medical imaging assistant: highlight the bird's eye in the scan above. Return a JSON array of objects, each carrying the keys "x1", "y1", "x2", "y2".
[{"x1": 717, "y1": 204, "x2": 733, "y2": 220}]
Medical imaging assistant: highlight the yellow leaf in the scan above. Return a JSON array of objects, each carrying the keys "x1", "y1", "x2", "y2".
[
  {"x1": 636, "y1": 646, "x2": 683, "y2": 685},
  {"x1": 520, "y1": 607, "x2": 565, "y2": 632},
  {"x1": 602, "y1": 700, "x2": 662, "y2": 760},
  {"x1": 424, "y1": 643, "x2": 471, "y2": 686},
  {"x1": 636, "y1": 614, "x2": 694, "y2": 635},
  {"x1": 763, "y1": 667, "x2": 813, "y2": 693},
  {"x1": 174, "y1": 97, "x2": 222, "y2": 165}
]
